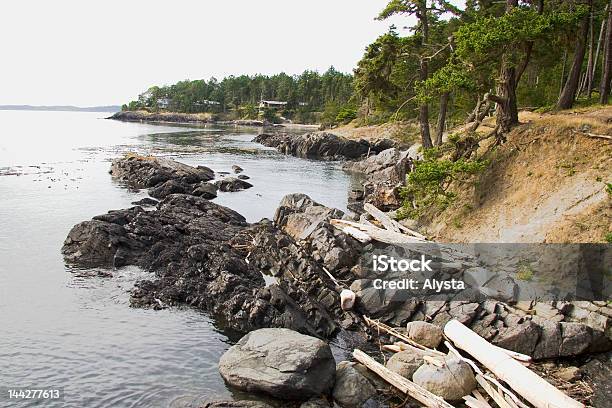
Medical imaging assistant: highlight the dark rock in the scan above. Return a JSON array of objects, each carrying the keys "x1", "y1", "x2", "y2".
[
  {"x1": 218, "y1": 328, "x2": 336, "y2": 400},
  {"x1": 62, "y1": 194, "x2": 339, "y2": 337},
  {"x1": 493, "y1": 320, "x2": 540, "y2": 356},
  {"x1": 254, "y1": 132, "x2": 375, "y2": 160},
  {"x1": 148, "y1": 179, "x2": 188, "y2": 198},
  {"x1": 192, "y1": 182, "x2": 218, "y2": 199},
  {"x1": 232, "y1": 165, "x2": 244, "y2": 173},
  {"x1": 111, "y1": 155, "x2": 214, "y2": 189},
  {"x1": 201, "y1": 401, "x2": 274, "y2": 408},
  {"x1": 332, "y1": 361, "x2": 376, "y2": 408},
  {"x1": 215, "y1": 177, "x2": 253, "y2": 192},
  {"x1": 131, "y1": 197, "x2": 158, "y2": 206},
  {"x1": 300, "y1": 398, "x2": 331, "y2": 408},
  {"x1": 237, "y1": 174, "x2": 250, "y2": 180}
]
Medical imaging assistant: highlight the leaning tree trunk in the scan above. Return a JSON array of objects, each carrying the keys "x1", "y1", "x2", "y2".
[
  {"x1": 600, "y1": 0, "x2": 612, "y2": 104},
  {"x1": 435, "y1": 92, "x2": 449, "y2": 146},
  {"x1": 557, "y1": 2, "x2": 591, "y2": 109}
]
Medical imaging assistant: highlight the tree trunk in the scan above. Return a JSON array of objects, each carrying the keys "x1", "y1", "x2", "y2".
[
  {"x1": 418, "y1": 2, "x2": 433, "y2": 149},
  {"x1": 600, "y1": 0, "x2": 612, "y2": 104},
  {"x1": 435, "y1": 92, "x2": 449, "y2": 146},
  {"x1": 592, "y1": 6, "x2": 608, "y2": 97},
  {"x1": 560, "y1": 49, "x2": 568, "y2": 97},
  {"x1": 585, "y1": 6, "x2": 595, "y2": 97},
  {"x1": 493, "y1": 0, "x2": 520, "y2": 134},
  {"x1": 557, "y1": 2, "x2": 591, "y2": 109},
  {"x1": 495, "y1": 65, "x2": 519, "y2": 133}
]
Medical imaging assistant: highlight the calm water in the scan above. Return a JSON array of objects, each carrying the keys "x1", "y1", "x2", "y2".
[{"x1": 0, "y1": 110, "x2": 359, "y2": 407}]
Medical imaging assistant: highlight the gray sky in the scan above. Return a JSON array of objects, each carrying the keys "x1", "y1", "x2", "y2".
[{"x1": 1, "y1": 0, "x2": 414, "y2": 106}]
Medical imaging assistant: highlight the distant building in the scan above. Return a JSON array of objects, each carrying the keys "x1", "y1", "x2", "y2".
[
  {"x1": 259, "y1": 100, "x2": 288, "y2": 110},
  {"x1": 157, "y1": 98, "x2": 171, "y2": 109}
]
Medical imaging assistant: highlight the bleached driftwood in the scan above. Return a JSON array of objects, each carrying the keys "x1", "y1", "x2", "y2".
[
  {"x1": 363, "y1": 202, "x2": 428, "y2": 240},
  {"x1": 353, "y1": 349, "x2": 454, "y2": 408},
  {"x1": 445, "y1": 341, "x2": 529, "y2": 408},
  {"x1": 364, "y1": 316, "x2": 445, "y2": 356},
  {"x1": 363, "y1": 203, "x2": 402, "y2": 233},
  {"x1": 584, "y1": 132, "x2": 612, "y2": 140},
  {"x1": 339, "y1": 225, "x2": 372, "y2": 243},
  {"x1": 331, "y1": 219, "x2": 426, "y2": 244},
  {"x1": 444, "y1": 320, "x2": 584, "y2": 408}
]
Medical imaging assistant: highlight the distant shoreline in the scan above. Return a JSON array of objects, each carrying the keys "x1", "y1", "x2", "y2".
[
  {"x1": 109, "y1": 110, "x2": 321, "y2": 130},
  {"x1": 0, "y1": 105, "x2": 121, "y2": 113}
]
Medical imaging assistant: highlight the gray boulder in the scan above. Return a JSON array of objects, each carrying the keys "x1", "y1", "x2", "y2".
[
  {"x1": 412, "y1": 356, "x2": 477, "y2": 401},
  {"x1": 386, "y1": 349, "x2": 434, "y2": 379},
  {"x1": 219, "y1": 328, "x2": 336, "y2": 400},
  {"x1": 332, "y1": 361, "x2": 376, "y2": 407},
  {"x1": 405, "y1": 321, "x2": 443, "y2": 348}
]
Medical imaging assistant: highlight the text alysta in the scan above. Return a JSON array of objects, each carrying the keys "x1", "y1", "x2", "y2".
[{"x1": 372, "y1": 254, "x2": 432, "y2": 272}]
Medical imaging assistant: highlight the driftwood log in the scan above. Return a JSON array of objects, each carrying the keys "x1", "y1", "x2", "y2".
[
  {"x1": 330, "y1": 219, "x2": 426, "y2": 244},
  {"x1": 444, "y1": 320, "x2": 584, "y2": 408},
  {"x1": 353, "y1": 349, "x2": 454, "y2": 408}
]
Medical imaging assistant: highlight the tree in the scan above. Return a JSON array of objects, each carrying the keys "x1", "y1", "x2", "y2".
[
  {"x1": 601, "y1": 0, "x2": 612, "y2": 103},
  {"x1": 557, "y1": 0, "x2": 593, "y2": 109},
  {"x1": 378, "y1": 0, "x2": 461, "y2": 149}
]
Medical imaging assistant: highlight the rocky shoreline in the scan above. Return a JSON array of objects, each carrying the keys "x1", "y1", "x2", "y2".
[
  {"x1": 62, "y1": 148, "x2": 611, "y2": 406},
  {"x1": 109, "y1": 110, "x2": 267, "y2": 127}
]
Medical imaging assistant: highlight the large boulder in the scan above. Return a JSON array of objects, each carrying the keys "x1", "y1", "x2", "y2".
[
  {"x1": 218, "y1": 328, "x2": 336, "y2": 400},
  {"x1": 412, "y1": 356, "x2": 477, "y2": 401},
  {"x1": 386, "y1": 349, "x2": 436, "y2": 379},
  {"x1": 332, "y1": 361, "x2": 376, "y2": 407}
]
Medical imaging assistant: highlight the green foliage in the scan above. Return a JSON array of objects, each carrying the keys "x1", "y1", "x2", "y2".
[
  {"x1": 261, "y1": 108, "x2": 280, "y2": 124},
  {"x1": 605, "y1": 232, "x2": 612, "y2": 243},
  {"x1": 123, "y1": 67, "x2": 353, "y2": 122},
  {"x1": 606, "y1": 183, "x2": 612, "y2": 196},
  {"x1": 336, "y1": 106, "x2": 357, "y2": 124},
  {"x1": 237, "y1": 104, "x2": 258, "y2": 120},
  {"x1": 398, "y1": 147, "x2": 488, "y2": 218}
]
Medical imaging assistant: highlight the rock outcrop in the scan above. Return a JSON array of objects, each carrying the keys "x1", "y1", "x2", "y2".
[
  {"x1": 215, "y1": 177, "x2": 253, "y2": 192},
  {"x1": 110, "y1": 155, "x2": 217, "y2": 199},
  {"x1": 218, "y1": 328, "x2": 336, "y2": 400},
  {"x1": 62, "y1": 194, "x2": 340, "y2": 337},
  {"x1": 254, "y1": 132, "x2": 394, "y2": 160}
]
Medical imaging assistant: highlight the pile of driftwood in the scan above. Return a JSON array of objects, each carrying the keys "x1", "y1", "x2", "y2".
[
  {"x1": 355, "y1": 318, "x2": 585, "y2": 408},
  {"x1": 331, "y1": 203, "x2": 427, "y2": 244}
]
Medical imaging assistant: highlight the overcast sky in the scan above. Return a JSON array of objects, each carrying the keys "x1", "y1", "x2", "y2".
[{"x1": 0, "y1": 0, "x2": 417, "y2": 106}]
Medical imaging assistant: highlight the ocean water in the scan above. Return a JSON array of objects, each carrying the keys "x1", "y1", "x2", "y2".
[{"x1": 0, "y1": 110, "x2": 360, "y2": 407}]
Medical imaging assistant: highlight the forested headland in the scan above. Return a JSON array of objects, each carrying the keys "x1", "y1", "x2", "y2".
[{"x1": 123, "y1": 0, "x2": 612, "y2": 141}]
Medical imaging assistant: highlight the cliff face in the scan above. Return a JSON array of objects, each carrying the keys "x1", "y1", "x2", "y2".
[{"x1": 428, "y1": 107, "x2": 612, "y2": 244}]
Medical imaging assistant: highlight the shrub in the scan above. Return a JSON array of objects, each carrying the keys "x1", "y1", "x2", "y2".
[{"x1": 398, "y1": 147, "x2": 488, "y2": 218}]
